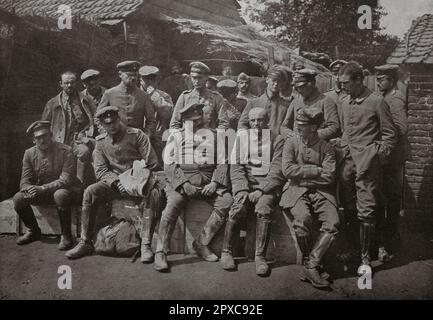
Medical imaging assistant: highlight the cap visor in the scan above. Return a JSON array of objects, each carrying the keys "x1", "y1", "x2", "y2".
[
  {"x1": 33, "y1": 129, "x2": 50, "y2": 138},
  {"x1": 294, "y1": 82, "x2": 308, "y2": 88}
]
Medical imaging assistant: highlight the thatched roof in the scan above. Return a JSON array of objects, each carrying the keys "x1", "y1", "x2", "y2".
[{"x1": 166, "y1": 17, "x2": 331, "y2": 75}]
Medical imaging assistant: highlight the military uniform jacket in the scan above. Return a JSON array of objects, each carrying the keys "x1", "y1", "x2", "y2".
[
  {"x1": 93, "y1": 124, "x2": 158, "y2": 186},
  {"x1": 230, "y1": 131, "x2": 285, "y2": 196},
  {"x1": 340, "y1": 87, "x2": 397, "y2": 177},
  {"x1": 170, "y1": 88, "x2": 229, "y2": 130},
  {"x1": 20, "y1": 142, "x2": 79, "y2": 192},
  {"x1": 325, "y1": 87, "x2": 348, "y2": 130},
  {"x1": 384, "y1": 88, "x2": 409, "y2": 164},
  {"x1": 81, "y1": 87, "x2": 106, "y2": 111},
  {"x1": 98, "y1": 83, "x2": 157, "y2": 138},
  {"x1": 164, "y1": 128, "x2": 229, "y2": 191},
  {"x1": 145, "y1": 87, "x2": 174, "y2": 132},
  {"x1": 281, "y1": 87, "x2": 340, "y2": 140},
  {"x1": 42, "y1": 91, "x2": 96, "y2": 145},
  {"x1": 238, "y1": 92, "x2": 291, "y2": 136},
  {"x1": 280, "y1": 135, "x2": 337, "y2": 209}
]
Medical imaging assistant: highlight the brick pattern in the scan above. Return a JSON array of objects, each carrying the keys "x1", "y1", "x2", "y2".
[{"x1": 404, "y1": 80, "x2": 433, "y2": 223}]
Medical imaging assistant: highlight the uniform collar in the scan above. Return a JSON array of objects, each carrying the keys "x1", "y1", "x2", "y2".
[
  {"x1": 302, "y1": 87, "x2": 320, "y2": 102},
  {"x1": 349, "y1": 86, "x2": 370, "y2": 104},
  {"x1": 300, "y1": 134, "x2": 320, "y2": 147}
]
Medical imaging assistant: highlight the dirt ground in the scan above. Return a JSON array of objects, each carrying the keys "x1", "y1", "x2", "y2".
[{"x1": 1, "y1": 228, "x2": 433, "y2": 300}]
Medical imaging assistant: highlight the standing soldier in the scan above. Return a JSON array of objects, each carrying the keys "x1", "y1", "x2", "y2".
[
  {"x1": 236, "y1": 73, "x2": 257, "y2": 101},
  {"x1": 13, "y1": 121, "x2": 81, "y2": 250},
  {"x1": 81, "y1": 69, "x2": 106, "y2": 110},
  {"x1": 42, "y1": 71, "x2": 96, "y2": 186},
  {"x1": 280, "y1": 108, "x2": 339, "y2": 289},
  {"x1": 217, "y1": 79, "x2": 247, "y2": 130},
  {"x1": 98, "y1": 61, "x2": 157, "y2": 139},
  {"x1": 154, "y1": 103, "x2": 233, "y2": 272},
  {"x1": 279, "y1": 66, "x2": 295, "y2": 102},
  {"x1": 238, "y1": 65, "x2": 291, "y2": 136},
  {"x1": 139, "y1": 65, "x2": 174, "y2": 167},
  {"x1": 374, "y1": 64, "x2": 408, "y2": 262},
  {"x1": 170, "y1": 61, "x2": 230, "y2": 130},
  {"x1": 338, "y1": 61, "x2": 397, "y2": 273},
  {"x1": 65, "y1": 107, "x2": 160, "y2": 260},
  {"x1": 221, "y1": 107, "x2": 285, "y2": 276},
  {"x1": 325, "y1": 60, "x2": 348, "y2": 126},
  {"x1": 281, "y1": 69, "x2": 340, "y2": 141}
]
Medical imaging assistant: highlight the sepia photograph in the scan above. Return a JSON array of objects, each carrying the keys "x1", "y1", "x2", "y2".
[{"x1": 0, "y1": 0, "x2": 432, "y2": 304}]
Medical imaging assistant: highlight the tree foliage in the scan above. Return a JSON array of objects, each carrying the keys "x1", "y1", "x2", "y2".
[{"x1": 243, "y1": 0, "x2": 400, "y2": 70}]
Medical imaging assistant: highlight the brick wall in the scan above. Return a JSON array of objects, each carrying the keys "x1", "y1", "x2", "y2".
[{"x1": 404, "y1": 74, "x2": 433, "y2": 225}]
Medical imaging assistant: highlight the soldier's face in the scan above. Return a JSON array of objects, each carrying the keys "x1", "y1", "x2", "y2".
[
  {"x1": 119, "y1": 71, "x2": 138, "y2": 87},
  {"x1": 266, "y1": 77, "x2": 283, "y2": 93},
  {"x1": 339, "y1": 74, "x2": 362, "y2": 97},
  {"x1": 191, "y1": 73, "x2": 207, "y2": 89},
  {"x1": 249, "y1": 113, "x2": 266, "y2": 130},
  {"x1": 102, "y1": 118, "x2": 121, "y2": 136},
  {"x1": 295, "y1": 82, "x2": 315, "y2": 98},
  {"x1": 140, "y1": 76, "x2": 156, "y2": 89},
  {"x1": 238, "y1": 80, "x2": 249, "y2": 93},
  {"x1": 33, "y1": 132, "x2": 52, "y2": 151},
  {"x1": 297, "y1": 123, "x2": 317, "y2": 139},
  {"x1": 83, "y1": 78, "x2": 100, "y2": 93},
  {"x1": 71, "y1": 104, "x2": 87, "y2": 124},
  {"x1": 376, "y1": 76, "x2": 394, "y2": 93},
  {"x1": 60, "y1": 74, "x2": 77, "y2": 95}
]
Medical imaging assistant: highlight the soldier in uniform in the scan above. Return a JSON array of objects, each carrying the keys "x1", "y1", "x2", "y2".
[
  {"x1": 170, "y1": 61, "x2": 230, "y2": 130},
  {"x1": 217, "y1": 79, "x2": 247, "y2": 130},
  {"x1": 139, "y1": 65, "x2": 174, "y2": 167},
  {"x1": 98, "y1": 61, "x2": 157, "y2": 139},
  {"x1": 238, "y1": 65, "x2": 291, "y2": 136},
  {"x1": 374, "y1": 64, "x2": 408, "y2": 262},
  {"x1": 154, "y1": 103, "x2": 233, "y2": 272},
  {"x1": 65, "y1": 106, "x2": 160, "y2": 260},
  {"x1": 221, "y1": 107, "x2": 285, "y2": 276},
  {"x1": 81, "y1": 69, "x2": 106, "y2": 108},
  {"x1": 13, "y1": 121, "x2": 81, "y2": 250},
  {"x1": 280, "y1": 108, "x2": 339, "y2": 289},
  {"x1": 206, "y1": 76, "x2": 219, "y2": 91},
  {"x1": 236, "y1": 72, "x2": 257, "y2": 101},
  {"x1": 279, "y1": 65, "x2": 295, "y2": 102},
  {"x1": 42, "y1": 71, "x2": 96, "y2": 186},
  {"x1": 281, "y1": 69, "x2": 340, "y2": 141},
  {"x1": 338, "y1": 61, "x2": 397, "y2": 272},
  {"x1": 325, "y1": 60, "x2": 348, "y2": 126}
]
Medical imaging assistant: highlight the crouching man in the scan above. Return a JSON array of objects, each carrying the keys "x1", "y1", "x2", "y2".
[
  {"x1": 280, "y1": 108, "x2": 339, "y2": 289},
  {"x1": 14, "y1": 121, "x2": 81, "y2": 250},
  {"x1": 66, "y1": 106, "x2": 160, "y2": 260},
  {"x1": 221, "y1": 107, "x2": 284, "y2": 276},
  {"x1": 154, "y1": 103, "x2": 233, "y2": 272}
]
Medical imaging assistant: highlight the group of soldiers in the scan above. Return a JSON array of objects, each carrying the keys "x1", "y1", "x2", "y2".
[{"x1": 13, "y1": 57, "x2": 407, "y2": 289}]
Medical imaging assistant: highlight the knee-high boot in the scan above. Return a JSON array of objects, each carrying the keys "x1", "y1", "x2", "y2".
[
  {"x1": 57, "y1": 207, "x2": 73, "y2": 251},
  {"x1": 255, "y1": 218, "x2": 271, "y2": 276},
  {"x1": 194, "y1": 210, "x2": 226, "y2": 262},
  {"x1": 221, "y1": 219, "x2": 237, "y2": 270}
]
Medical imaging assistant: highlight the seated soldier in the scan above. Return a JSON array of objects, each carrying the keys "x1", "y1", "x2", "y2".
[
  {"x1": 65, "y1": 106, "x2": 160, "y2": 260},
  {"x1": 13, "y1": 121, "x2": 81, "y2": 250},
  {"x1": 154, "y1": 103, "x2": 233, "y2": 272},
  {"x1": 221, "y1": 107, "x2": 285, "y2": 276},
  {"x1": 280, "y1": 108, "x2": 339, "y2": 289}
]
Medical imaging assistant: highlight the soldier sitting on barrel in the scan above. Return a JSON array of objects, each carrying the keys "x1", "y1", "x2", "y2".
[
  {"x1": 154, "y1": 102, "x2": 233, "y2": 272},
  {"x1": 13, "y1": 121, "x2": 82, "y2": 250},
  {"x1": 65, "y1": 106, "x2": 160, "y2": 261},
  {"x1": 221, "y1": 107, "x2": 285, "y2": 276},
  {"x1": 280, "y1": 108, "x2": 339, "y2": 289}
]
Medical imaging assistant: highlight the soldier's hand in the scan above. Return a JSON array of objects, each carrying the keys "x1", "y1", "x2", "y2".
[
  {"x1": 183, "y1": 182, "x2": 199, "y2": 197},
  {"x1": 117, "y1": 182, "x2": 127, "y2": 195},
  {"x1": 202, "y1": 181, "x2": 218, "y2": 197},
  {"x1": 27, "y1": 185, "x2": 44, "y2": 197},
  {"x1": 234, "y1": 191, "x2": 249, "y2": 203},
  {"x1": 248, "y1": 190, "x2": 263, "y2": 203}
]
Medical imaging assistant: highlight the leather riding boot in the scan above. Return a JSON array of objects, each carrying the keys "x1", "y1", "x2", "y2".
[
  {"x1": 65, "y1": 206, "x2": 95, "y2": 259},
  {"x1": 255, "y1": 218, "x2": 271, "y2": 277},
  {"x1": 16, "y1": 205, "x2": 41, "y2": 245},
  {"x1": 140, "y1": 211, "x2": 157, "y2": 263},
  {"x1": 302, "y1": 232, "x2": 335, "y2": 288},
  {"x1": 154, "y1": 217, "x2": 175, "y2": 271},
  {"x1": 194, "y1": 210, "x2": 226, "y2": 262},
  {"x1": 359, "y1": 222, "x2": 375, "y2": 274},
  {"x1": 57, "y1": 208, "x2": 74, "y2": 251},
  {"x1": 221, "y1": 219, "x2": 237, "y2": 270}
]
